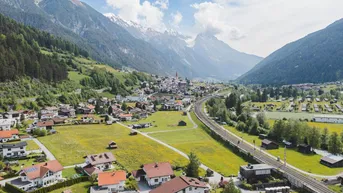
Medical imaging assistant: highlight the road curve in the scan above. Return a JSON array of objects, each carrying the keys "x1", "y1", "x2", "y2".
[{"x1": 194, "y1": 96, "x2": 334, "y2": 193}]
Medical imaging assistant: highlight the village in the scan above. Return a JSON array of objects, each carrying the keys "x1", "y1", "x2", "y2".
[{"x1": 0, "y1": 75, "x2": 237, "y2": 193}]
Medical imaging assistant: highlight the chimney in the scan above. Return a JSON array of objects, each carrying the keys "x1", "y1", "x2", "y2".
[{"x1": 154, "y1": 163, "x2": 158, "y2": 168}]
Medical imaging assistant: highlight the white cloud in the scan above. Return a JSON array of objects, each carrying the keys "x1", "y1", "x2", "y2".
[
  {"x1": 191, "y1": 0, "x2": 343, "y2": 57},
  {"x1": 171, "y1": 11, "x2": 183, "y2": 28},
  {"x1": 106, "y1": 0, "x2": 166, "y2": 31},
  {"x1": 154, "y1": 0, "x2": 169, "y2": 10}
]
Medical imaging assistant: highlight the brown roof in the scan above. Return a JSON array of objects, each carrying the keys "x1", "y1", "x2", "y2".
[
  {"x1": 85, "y1": 152, "x2": 116, "y2": 166},
  {"x1": 21, "y1": 160, "x2": 63, "y2": 180},
  {"x1": 0, "y1": 129, "x2": 19, "y2": 138},
  {"x1": 37, "y1": 120, "x2": 54, "y2": 127},
  {"x1": 83, "y1": 164, "x2": 101, "y2": 176},
  {"x1": 150, "y1": 176, "x2": 207, "y2": 193},
  {"x1": 131, "y1": 169, "x2": 146, "y2": 178},
  {"x1": 98, "y1": 171, "x2": 126, "y2": 186},
  {"x1": 143, "y1": 162, "x2": 174, "y2": 178},
  {"x1": 119, "y1": 114, "x2": 133, "y2": 118}
]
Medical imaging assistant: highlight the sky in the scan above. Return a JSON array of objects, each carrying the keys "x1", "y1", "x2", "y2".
[{"x1": 81, "y1": 0, "x2": 343, "y2": 57}]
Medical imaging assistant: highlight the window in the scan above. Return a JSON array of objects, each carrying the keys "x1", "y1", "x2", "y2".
[
  {"x1": 189, "y1": 187, "x2": 192, "y2": 191},
  {"x1": 7, "y1": 148, "x2": 11, "y2": 151},
  {"x1": 154, "y1": 179, "x2": 158, "y2": 182},
  {"x1": 20, "y1": 147, "x2": 23, "y2": 149}
]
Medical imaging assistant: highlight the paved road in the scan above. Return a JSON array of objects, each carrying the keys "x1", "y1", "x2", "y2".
[
  {"x1": 194, "y1": 96, "x2": 334, "y2": 193},
  {"x1": 33, "y1": 138, "x2": 56, "y2": 160}
]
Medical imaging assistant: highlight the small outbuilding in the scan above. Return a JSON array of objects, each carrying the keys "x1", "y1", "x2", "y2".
[
  {"x1": 320, "y1": 155, "x2": 343, "y2": 168},
  {"x1": 297, "y1": 144, "x2": 312, "y2": 154},
  {"x1": 261, "y1": 139, "x2": 279, "y2": 150},
  {"x1": 108, "y1": 141, "x2": 118, "y2": 149},
  {"x1": 178, "y1": 120, "x2": 187, "y2": 126}
]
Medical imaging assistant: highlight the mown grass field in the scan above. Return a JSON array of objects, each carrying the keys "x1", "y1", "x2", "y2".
[
  {"x1": 62, "y1": 167, "x2": 79, "y2": 179},
  {"x1": 49, "y1": 181, "x2": 91, "y2": 193},
  {"x1": 127, "y1": 111, "x2": 194, "y2": 133},
  {"x1": 68, "y1": 71, "x2": 89, "y2": 83},
  {"x1": 268, "y1": 120, "x2": 343, "y2": 134},
  {"x1": 224, "y1": 125, "x2": 343, "y2": 175},
  {"x1": 149, "y1": 113, "x2": 248, "y2": 176},
  {"x1": 38, "y1": 124, "x2": 188, "y2": 170}
]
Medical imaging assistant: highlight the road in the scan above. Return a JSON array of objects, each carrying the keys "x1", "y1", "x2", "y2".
[
  {"x1": 32, "y1": 138, "x2": 56, "y2": 160},
  {"x1": 194, "y1": 96, "x2": 334, "y2": 193}
]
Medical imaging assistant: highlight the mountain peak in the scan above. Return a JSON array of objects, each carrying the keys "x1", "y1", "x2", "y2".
[{"x1": 70, "y1": 0, "x2": 83, "y2": 6}]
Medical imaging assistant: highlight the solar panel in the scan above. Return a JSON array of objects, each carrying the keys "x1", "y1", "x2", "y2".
[{"x1": 25, "y1": 167, "x2": 38, "y2": 173}]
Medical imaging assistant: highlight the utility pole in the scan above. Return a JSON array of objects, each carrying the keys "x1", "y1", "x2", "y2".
[{"x1": 284, "y1": 146, "x2": 287, "y2": 166}]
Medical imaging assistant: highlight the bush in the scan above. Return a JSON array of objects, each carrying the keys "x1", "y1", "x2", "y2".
[
  {"x1": 125, "y1": 176, "x2": 138, "y2": 190},
  {"x1": 241, "y1": 181, "x2": 253, "y2": 190},
  {"x1": 33, "y1": 129, "x2": 47, "y2": 137}
]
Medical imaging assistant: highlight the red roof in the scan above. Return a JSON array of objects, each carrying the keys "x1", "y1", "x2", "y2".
[
  {"x1": 0, "y1": 129, "x2": 19, "y2": 138},
  {"x1": 143, "y1": 162, "x2": 174, "y2": 178},
  {"x1": 119, "y1": 114, "x2": 133, "y2": 118},
  {"x1": 150, "y1": 176, "x2": 207, "y2": 193},
  {"x1": 37, "y1": 120, "x2": 54, "y2": 127},
  {"x1": 98, "y1": 171, "x2": 126, "y2": 186},
  {"x1": 21, "y1": 160, "x2": 63, "y2": 180}
]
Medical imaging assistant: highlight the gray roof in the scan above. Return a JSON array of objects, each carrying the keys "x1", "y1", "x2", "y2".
[
  {"x1": 321, "y1": 155, "x2": 343, "y2": 164},
  {"x1": 241, "y1": 164, "x2": 274, "y2": 171},
  {"x1": 0, "y1": 141, "x2": 27, "y2": 148}
]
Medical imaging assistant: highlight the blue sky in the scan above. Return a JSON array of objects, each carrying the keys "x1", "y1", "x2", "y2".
[{"x1": 81, "y1": 0, "x2": 343, "y2": 57}]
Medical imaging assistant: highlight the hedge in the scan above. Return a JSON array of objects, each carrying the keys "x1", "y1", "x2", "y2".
[
  {"x1": 31, "y1": 176, "x2": 89, "y2": 193},
  {"x1": 4, "y1": 183, "x2": 25, "y2": 193}
]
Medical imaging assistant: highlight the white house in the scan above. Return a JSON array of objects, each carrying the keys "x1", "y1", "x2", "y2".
[
  {"x1": 132, "y1": 162, "x2": 174, "y2": 187},
  {"x1": 313, "y1": 115, "x2": 343, "y2": 124},
  {"x1": 0, "y1": 129, "x2": 19, "y2": 142},
  {"x1": 41, "y1": 107, "x2": 59, "y2": 117},
  {"x1": 10, "y1": 160, "x2": 63, "y2": 191},
  {"x1": 118, "y1": 114, "x2": 133, "y2": 121},
  {"x1": 36, "y1": 120, "x2": 54, "y2": 130},
  {"x1": 0, "y1": 141, "x2": 27, "y2": 158},
  {"x1": 0, "y1": 119, "x2": 16, "y2": 131},
  {"x1": 150, "y1": 176, "x2": 209, "y2": 193},
  {"x1": 83, "y1": 152, "x2": 116, "y2": 176},
  {"x1": 90, "y1": 171, "x2": 126, "y2": 193}
]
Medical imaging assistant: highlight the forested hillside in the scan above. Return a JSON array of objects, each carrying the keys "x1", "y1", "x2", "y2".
[
  {"x1": 0, "y1": 13, "x2": 88, "y2": 82},
  {"x1": 238, "y1": 18, "x2": 343, "y2": 85}
]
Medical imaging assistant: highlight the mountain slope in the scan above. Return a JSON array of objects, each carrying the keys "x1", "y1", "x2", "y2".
[
  {"x1": 238, "y1": 18, "x2": 343, "y2": 85},
  {"x1": 0, "y1": 0, "x2": 184, "y2": 76},
  {"x1": 105, "y1": 14, "x2": 263, "y2": 80}
]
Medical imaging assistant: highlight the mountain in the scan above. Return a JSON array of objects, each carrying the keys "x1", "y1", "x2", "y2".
[
  {"x1": 105, "y1": 13, "x2": 263, "y2": 80},
  {"x1": 238, "y1": 18, "x2": 343, "y2": 85},
  {"x1": 0, "y1": 0, "x2": 189, "y2": 77}
]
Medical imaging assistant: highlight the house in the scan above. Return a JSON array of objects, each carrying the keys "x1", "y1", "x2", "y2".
[
  {"x1": 133, "y1": 123, "x2": 151, "y2": 129},
  {"x1": 41, "y1": 107, "x2": 59, "y2": 118},
  {"x1": 297, "y1": 144, "x2": 312, "y2": 154},
  {"x1": 0, "y1": 141, "x2": 27, "y2": 158},
  {"x1": 52, "y1": 117, "x2": 67, "y2": 125},
  {"x1": 83, "y1": 152, "x2": 116, "y2": 176},
  {"x1": 265, "y1": 186, "x2": 290, "y2": 193},
  {"x1": 178, "y1": 120, "x2": 187, "y2": 126},
  {"x1": 239, "y1": 164, "x2": 274, "y2": 183},
  {"x1": 0, "y1": 119, "x2": 16, "y2": 131},
  {"x1": 82, "y1": 114, "x2": 95, "y2": 123},
  {"x1": 36, "y1": 120, "x2": 54, "y2": 130},
  {"x1": 0, "y1": 129, "x2": 19, "y2": 142},
  {"x1": 149, "y1": 176, "x2": 209, "y2": 193},
  {"x1": 313, "y1": 115, "x2": 343, "y2": 124},
  {"x1": 58, "y1": 108, "x2": 76, "y2": 118},
  {"x1": 282, "y1": 140, "x2": 294, "y2": 148},
  {"x1": 90, "y1": 171, "x2": 126, "y2": 193},
  {"x1": 261, "y1": 139, "x2": 279, "y2": 150},
  {"x1": 10, "y1": 160, "x2": 63, "y2": 191},
  {"x1": 119, "y1": 114, "x2": 133, "y2": 121},
  {"x1": 132, "y1": 162, "x2": 174, "y2": 187},
  {"x1": 4, "y1": 111, "x2": 21, "y2": 121},
  {"x1": 108, "y1": 141, "x2": 118, "y2": 149},
  {"x1": 320, "y1": 155, "x2": 343, "y2": 168}
]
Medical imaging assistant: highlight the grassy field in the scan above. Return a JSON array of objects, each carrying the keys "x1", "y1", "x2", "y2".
[
  {"x1": 11, "y1": 158, "x2": 38, "y2": 172},
  {"x1": 268, "y1": 119, "x2": 343, "y2": 134},
  {"x1": 149, "y1": 113, "x2": 248, "y2": 176},
  {"x1": 49, "y1": 181, "x2": 91, "y2": 193},
  {"x1": 38, "y1": 124, "x2": 188, "y2": 171},
  {"x1": 127, "y1": 111, "x2": 194, "y2": 133},
  {"x1": 329, "y1": 184, "x2": 342, "y2": 193},
  {"x1": 224, "y1": 125, "x2": 343, "y2": 175},
  {"x1": 68, "y1": 71, "x2": 89, "y2": 84},
  {"x1": 62, "y1": 167, "x2": 80, "y2": 179}
]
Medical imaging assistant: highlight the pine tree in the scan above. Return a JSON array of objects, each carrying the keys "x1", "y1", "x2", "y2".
[{"x1": 185, "y1": 152, "x2": 201, "y2": 178}]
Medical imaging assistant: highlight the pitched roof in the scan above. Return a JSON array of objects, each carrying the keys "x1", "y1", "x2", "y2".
[
  {"x1": 85, "y1": 152, "x2": 116, "y2": 166},
  {"x1": 149, "y1": 176, "x2": 207, "y2": 193},
  {"x1": 37, "y1": 120, "x2": 54, "y2": 127},
  {"x1": 0, "y1": 129, "x2": 19, "y2": 138},
  {"x1": 21, "y1": 160, "x2": 63, "y2": 180},
  {"x1": 143, "y1": 162, "x2": 174, "y2": 178},
  {"x1": 83, "y1": 164, "x2": 101, "y2": 176},
  {"x1": 119, "y1": 114, "x2": 133, "y2": 118},
  {"x1": 0, "y1": 141, "x2": 27, "y2": 148},
  {"x1": 98, "y1": 171, "x2": 126, "y2": 186},
  {"x1": 321, "y1": 155, "x2": 343, "y2": 164}
]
